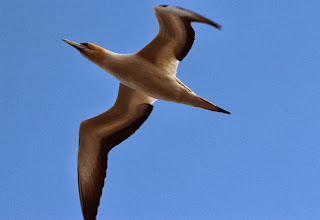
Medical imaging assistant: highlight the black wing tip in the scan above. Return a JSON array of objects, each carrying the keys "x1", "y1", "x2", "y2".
[
  {"x1": 213, "y1": 23, "x2": 222, "y2": 30},
  {"x1": 156, "y1": 5, "x2": 222, "y2": 30},
  {"x1": 217, "y1": 107, "x2": 231, "y2": 114},
  {"x1": 201, "y1": 16, "x2": 222, "y2": 30}
]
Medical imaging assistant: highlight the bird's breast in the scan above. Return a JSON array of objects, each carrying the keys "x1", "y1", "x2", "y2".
[{"x1": 101, "y1": 55, "x2": 185, "y2": 102}]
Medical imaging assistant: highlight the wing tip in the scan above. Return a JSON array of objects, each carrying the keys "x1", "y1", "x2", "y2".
[
  {"x1": 210, "y1": 22, "x2": 222, "y2": 30},
  {"x1": 153, "y1": 5, "x2": 222, "y2": 30}
]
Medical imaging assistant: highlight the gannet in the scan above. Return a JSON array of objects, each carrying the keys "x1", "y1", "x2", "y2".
[{"x1": 63, "y1": 5, "x2": 230, "y2": 220}]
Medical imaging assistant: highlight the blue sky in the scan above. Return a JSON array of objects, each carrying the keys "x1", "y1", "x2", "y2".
[{"x1": 1, "y1": 0, "x2": 320, "y2": 219}]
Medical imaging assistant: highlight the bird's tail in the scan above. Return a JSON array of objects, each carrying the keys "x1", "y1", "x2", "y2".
[{"x1": 191, "y1": 96, "x2": 230, "y2": 114}]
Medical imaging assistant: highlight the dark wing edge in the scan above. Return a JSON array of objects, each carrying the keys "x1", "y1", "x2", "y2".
[
  {"x1": 174, "y1": 6, "x2": 221, "y2": 61},
  {"x1": 78, "y1": 104, "x2": 153, "y2": 220},
  {"x1": 177, "y1": 20, "x2": 195, "y2": 61},
  {"x1": 137, "y1": 5, "x2": 221, "y2": 64}
]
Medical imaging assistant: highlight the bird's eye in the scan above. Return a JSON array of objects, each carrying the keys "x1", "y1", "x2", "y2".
[{"x1": 80, "y1": 43, "x2": 90, "y2": 48}]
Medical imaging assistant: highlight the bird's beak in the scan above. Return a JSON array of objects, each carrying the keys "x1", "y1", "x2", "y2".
[{"x1": 62, "y1": 39, "x2": 87, "y2": 53}]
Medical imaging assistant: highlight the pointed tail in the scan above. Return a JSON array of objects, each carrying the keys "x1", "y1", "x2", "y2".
[{"x1": 196, "y1": 97, "x2": 230, "y2": 114}]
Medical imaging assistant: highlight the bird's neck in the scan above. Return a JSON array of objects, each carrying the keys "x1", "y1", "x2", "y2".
[
  {"x1": 97, "y1": 50, "x2": 124, "y2": 73},
  {"x1": 90, "y1": 49, "x2": 112, "y2": 68}
]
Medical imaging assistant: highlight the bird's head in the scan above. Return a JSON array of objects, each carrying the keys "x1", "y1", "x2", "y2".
[{"x1": 62, "y1": 39, "x2": 106, "y2": 66}]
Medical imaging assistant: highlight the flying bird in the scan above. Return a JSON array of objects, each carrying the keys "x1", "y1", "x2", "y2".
[{"x1": 63, "y1": 5, "x2": 230, "y2": 220}]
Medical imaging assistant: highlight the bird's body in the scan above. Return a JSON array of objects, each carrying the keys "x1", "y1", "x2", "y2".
[
  {"x1": 63, "y1": 5, "x2": 230, "y2": 219},
  {"x1": 97, "y1": 52, "x2": 179, "y2": 100},
  {"x1": 92, "y1": 51, "x2": 215, "y2": 110}
]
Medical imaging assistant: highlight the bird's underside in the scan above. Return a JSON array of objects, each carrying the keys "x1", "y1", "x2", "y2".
[{"x1": 63, "y1": 5, "x2": 230, "y2": 220}]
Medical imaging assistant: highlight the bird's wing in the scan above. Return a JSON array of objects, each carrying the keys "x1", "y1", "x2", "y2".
[
  {"x1": 137, "y1": 5, "x2": 221, "y2": 74},
  {"x1": 78, "y1": 83, "x2": 156, "y2": 220}
]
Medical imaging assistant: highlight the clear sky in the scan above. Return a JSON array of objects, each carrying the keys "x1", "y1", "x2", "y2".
[{"x1": 1, "y1": 0, "x2": 320, "y2": 219}]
